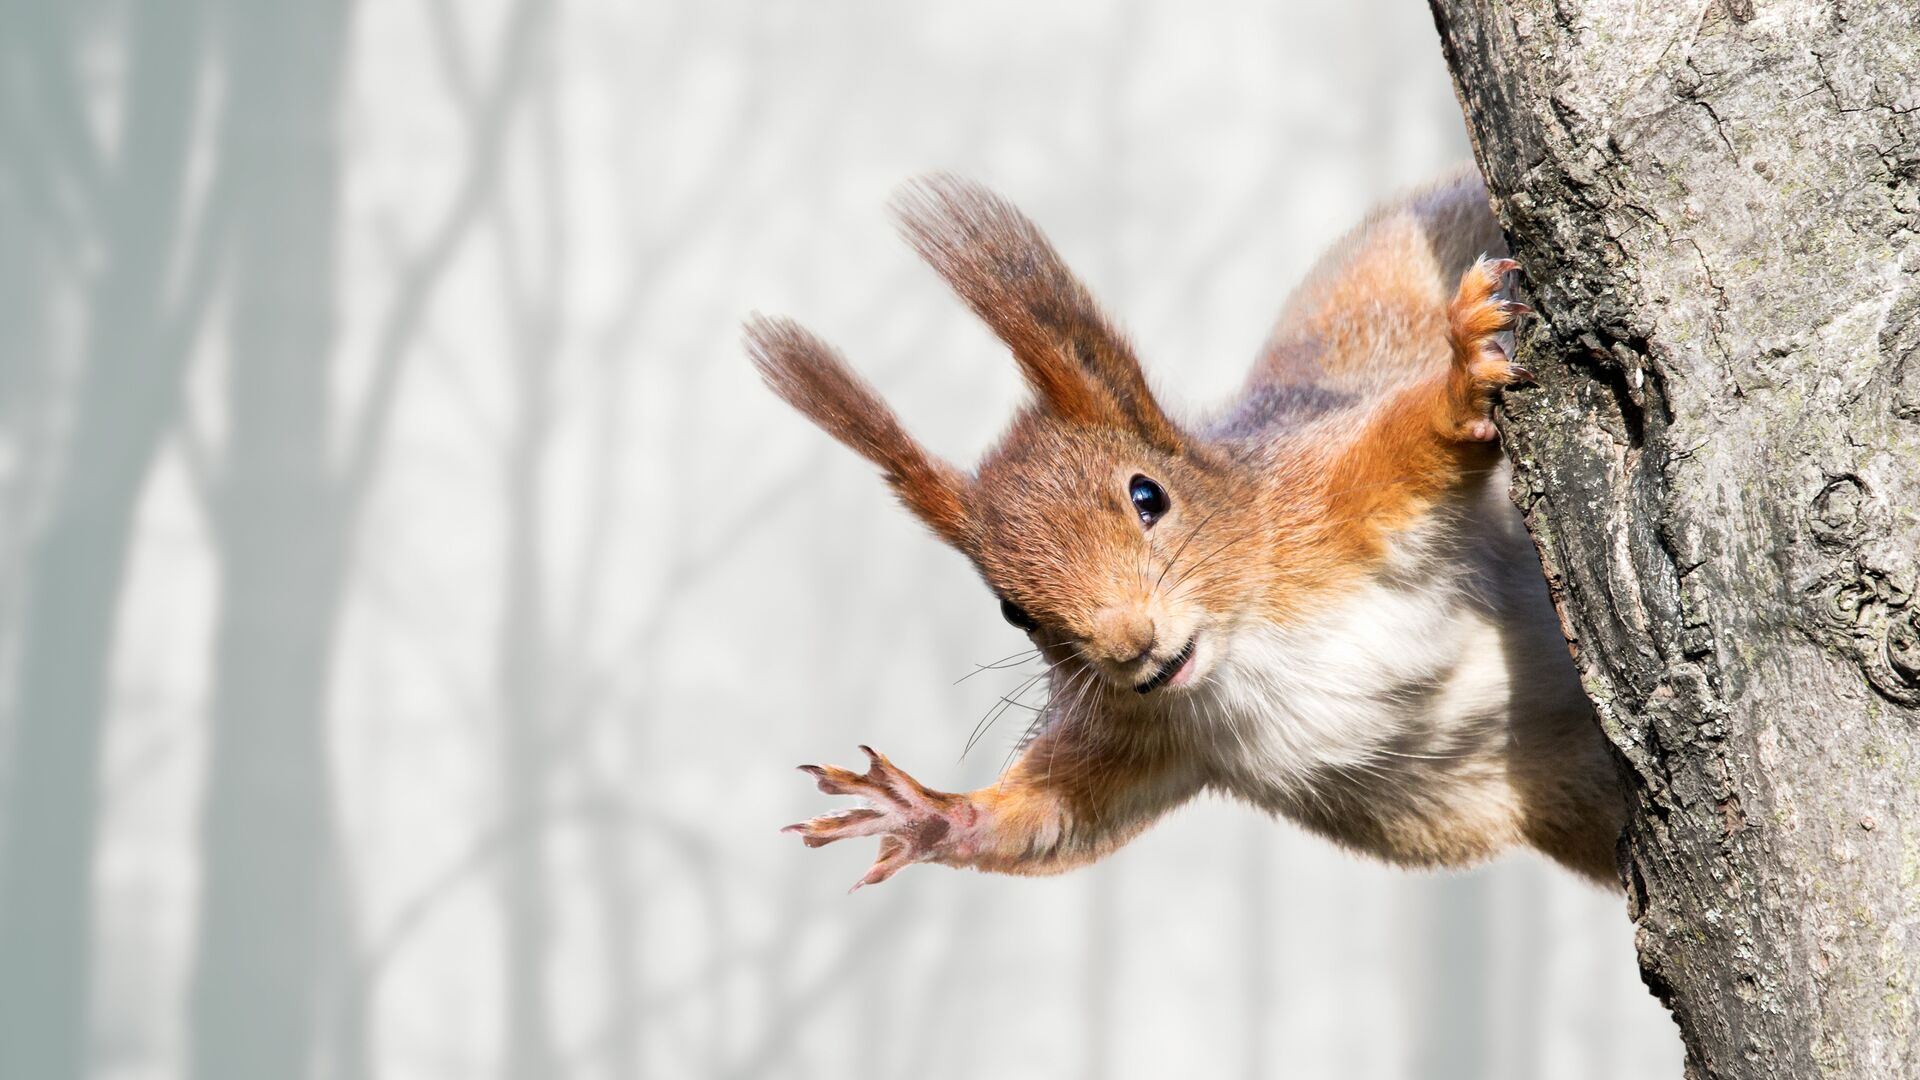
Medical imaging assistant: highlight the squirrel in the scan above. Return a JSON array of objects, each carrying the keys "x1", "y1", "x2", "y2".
[{"x1": 746, "y1": 168, "x2": 1626, "y2": 891}]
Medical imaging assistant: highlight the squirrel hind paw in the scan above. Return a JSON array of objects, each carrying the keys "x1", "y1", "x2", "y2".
[{"x1": 1443, "y1": 257, "x2": 1534, "y2": 439}]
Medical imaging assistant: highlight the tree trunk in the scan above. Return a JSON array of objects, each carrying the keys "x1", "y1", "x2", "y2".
[
  {"x1": 493, "y1": 68, "x2": 566, "y2": 1079},
  {"x1": 187, "y1": 1, "x2": 347, "y2": 1077},
  {"x1": 0, "y1": 3, "x2": 211, "y2": 1075},
  {"x1": 1412, "y1": 874, "x2": 1490, "y2": 1077},
  {"x1": 497, "y1": 346, "x2": 559, "y2": 1080},
  {"x1": 1429, "y1": 2, "x2": 1920, "y2": 1077}
]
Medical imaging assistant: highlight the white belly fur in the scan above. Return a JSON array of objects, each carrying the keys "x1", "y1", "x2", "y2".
[{"x1": 1174, "y1": 475, "x2": 1591, "y2": 855}]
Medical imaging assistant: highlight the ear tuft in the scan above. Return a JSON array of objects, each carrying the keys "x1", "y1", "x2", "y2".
[
  {"x1": 744, "y1": 315, "x2": 975, "y2": 549},
  {"x1": 891, "y1": 175, "x2": 1184, "y2": 452}
]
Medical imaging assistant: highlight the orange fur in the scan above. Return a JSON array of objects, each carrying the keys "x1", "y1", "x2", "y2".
[
  {"x1": 763, "y1": 170, "x2": 1624, "y2": 890},
  {"x1": 893, "y1": 176, "x2": 1185, "y2": 453},
  {"x1": 745, "y1": 317, "x2": 975, "y2": 549},
  {"x1": 787, "y1": 710, "x2": 1194, "y2": 883}
]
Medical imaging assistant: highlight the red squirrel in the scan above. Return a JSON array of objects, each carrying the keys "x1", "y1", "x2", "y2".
[{"x1": 747, "y1": 169, "x2": 1625, "y2": 890}]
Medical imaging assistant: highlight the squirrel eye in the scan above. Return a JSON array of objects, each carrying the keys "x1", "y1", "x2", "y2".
[
  {"x1": 1000, "y1": 599, "x2": 1039, "y2": 632},
  {"x1": 1129, "y1": 475, "x2": 1170, "y2": 527}
]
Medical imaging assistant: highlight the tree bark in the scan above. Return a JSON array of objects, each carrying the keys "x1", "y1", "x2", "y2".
[
  {"x1": 1429, "y1": 2, "x2": 1920, "y2": 1077},
  {"x1": 187, "y1": 1, "x2": 348, "y2": 1077},
  {"x1": 0, "y1": 3, "x2": 212, "y2": 1075}
]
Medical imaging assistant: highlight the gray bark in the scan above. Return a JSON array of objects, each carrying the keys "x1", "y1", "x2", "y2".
[
  {"x1": 1429, "y1": 2, "x2": 1920, "y2": 1077},
  {"x1": 188, "y1": 1, "x2": 348, "y2": 1077},
  {"x1": 0, "y1": 2, "x2": 213, "y2": 1074}
]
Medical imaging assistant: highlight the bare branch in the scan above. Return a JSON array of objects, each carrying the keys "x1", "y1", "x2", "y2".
[{"x1": 337, "y1": 0, "x2": 550, "y2": 508}]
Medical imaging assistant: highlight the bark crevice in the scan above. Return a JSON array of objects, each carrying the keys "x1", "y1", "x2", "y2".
[{"x1": 1433, "y1": 1, "x2": 1920, "y2": 1075}]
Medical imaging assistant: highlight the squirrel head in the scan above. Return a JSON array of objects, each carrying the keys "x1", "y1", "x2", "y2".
[{"x1": 747, "y1": 176, "x2": 1275, "y2": 695}]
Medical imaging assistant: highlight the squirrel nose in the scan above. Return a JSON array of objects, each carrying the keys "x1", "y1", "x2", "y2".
[{"x1": 1092, "y1": 607, "x2": 1156, "y2": 666}]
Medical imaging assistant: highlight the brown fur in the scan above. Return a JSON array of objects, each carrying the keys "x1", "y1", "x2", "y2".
[
  {"x1": 893, "y1": 175, "x2": 1185, "y2": 453},
  {"x1": 761, "y1": 170, "x2": 1626, "y2": 890},
  {"x1": 745, "y1": 318, "x2": 974, "y2": 549}
]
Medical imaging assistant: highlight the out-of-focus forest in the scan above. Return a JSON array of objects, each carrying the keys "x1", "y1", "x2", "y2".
[{"x1": 0, "y1": 1, "x2": 1684, "y2": 1078}]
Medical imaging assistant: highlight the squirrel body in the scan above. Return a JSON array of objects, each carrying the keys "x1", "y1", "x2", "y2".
[{"x1": 750, "y1": 168, "x2": 1626, "y2": 889}]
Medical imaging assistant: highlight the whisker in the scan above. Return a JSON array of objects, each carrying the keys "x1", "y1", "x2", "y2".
[
  {"x1": 962, "y1": 672, "x2": 1047, "y2": 761},
  {"x1": 1137, "y1": 517, "x2": 1152, "y2": 591},
  {"x1": 953, "y1": 647, "x2": 1042, "y2": 684},
  {"x1": 1155, "y1": 507, "x2": 1221, "y2": 591},
  {"x1": 1310, "y1": 462, "x2": 1505, "y2": 508},
  {"x1": 1003, "y1": 660, "x2": 1094, "y2": 780},
  {"x1": 1163, "y1": 472, "x2": 1502, "y2": 601},
  {"x1": 1155, "y1": 459, "x2": 1509, "y2": 596},
  {"x1": 1368, "y1": 746, "x2": 1481, "y2": 762},
  {"x1": 1168, "y1": 520, "x2": 1268, "y2": 591}
]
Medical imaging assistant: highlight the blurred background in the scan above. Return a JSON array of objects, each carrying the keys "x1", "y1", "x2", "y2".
[{"x1": 0, "y1": 0, "x2": 1684, "y2": 1077}]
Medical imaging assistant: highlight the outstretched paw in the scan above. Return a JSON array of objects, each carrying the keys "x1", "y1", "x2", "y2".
[
  {"x1": 783, "y1": 746, "x2": 980, "y2": 891},
  {"x1": 1444, "y1": 256, "x2": 1535, "y2": 442}
]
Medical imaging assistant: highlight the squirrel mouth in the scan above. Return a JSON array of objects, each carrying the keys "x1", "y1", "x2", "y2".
[{"x1": 1134, "y1": 638, "x2": 1197, "y2": 694}]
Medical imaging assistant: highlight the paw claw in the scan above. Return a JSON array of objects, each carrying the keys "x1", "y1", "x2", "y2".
[
  {"x1": 1445, "y1": 259, "x2": 1540, "y2": 441},
  {"x1": 786, "y1": 748, "x2": 975, "y2": 890}
]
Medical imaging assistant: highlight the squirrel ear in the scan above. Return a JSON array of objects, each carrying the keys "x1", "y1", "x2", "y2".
[
  {"x1": 891, "y1": 174, "x2": 1184, "y2": 454},
  {"x1": 745, "y1": 316, "x2": 975, "y2": 550}
]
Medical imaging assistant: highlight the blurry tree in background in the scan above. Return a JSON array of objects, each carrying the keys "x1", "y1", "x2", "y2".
[
  {"x1": 0, "y1": 2, "x2": 220, "y2": 1075},
  {"x1": 187, "y1": 3, "x2": 348, "y2": 1079},
  {"x1": 0, "y1": 2, "x2": 1685, "y2": 1079},
  {"x1": 196, "y1": 0, "x2": 554, "y2": 1077},
  {"x1": 492, "y1": 37, "x2": 564, "y2": 1080}
]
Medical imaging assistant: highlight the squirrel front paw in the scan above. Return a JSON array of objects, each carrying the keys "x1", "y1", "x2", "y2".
[
  {"x1": 1443, "y1": 256, "x2": 1534, "y2": 442},
  {"x1": 784, "y1": 746, "x2": 981, "y2": 891}
]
